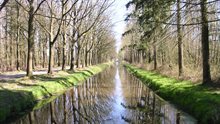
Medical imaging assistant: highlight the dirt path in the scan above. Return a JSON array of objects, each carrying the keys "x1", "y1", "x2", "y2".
[{"x1": 0, "y1": 67, "x2": 65, "y2": 80}]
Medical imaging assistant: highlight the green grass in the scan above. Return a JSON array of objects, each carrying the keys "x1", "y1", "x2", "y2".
[
  {"x1": 125, "y1": 64, "x2": 220, "y2": 124},
  {"x1": 0, "y1": 63, "x2": 112, "y2": 122}
]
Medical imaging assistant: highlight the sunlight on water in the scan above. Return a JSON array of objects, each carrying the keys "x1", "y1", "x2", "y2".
[{"x1": 108, "y1": 67, "x2": 125, "y2": 123}]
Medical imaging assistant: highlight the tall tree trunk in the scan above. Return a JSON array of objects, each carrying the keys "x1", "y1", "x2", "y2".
[
  {"x1": 16, "y1": 4, "x2": 20, "y2": 70},
  {"x1": 70, "y1": 5, "x2": 77, "y2": 70},
  {"x1": 130, "y1": 49, "x2": 133, "y2": 63},
  {"x1": 76, "y1": 46, "x2": 80, "y2": 68},
  {"x1": 9, "y1": 34, "x2": 13, "y2": 68},
  {"x1": 92, "y1": 50, "x2": 95, "y2": 65},
  {"x1": 92, "y1": 50, "x2": 96, "y2": 65},
  {"x1": 33, "y1": 47, "x2": 36, "y2": 70},
  {"x1": 148, "y1": 49, "x2": 151, "y2": 63},
  {"x1": 89, "y1": 51, "x2": 92, "y2": 66},
  {"x1": 43, "y1": 43, "x2": 46, "y2": 68},
  {"x1": 153, "y1": 44, "x2": 157, "y2": 70},
  {"x1": 5, "y1": 6, "x2": 9, "y2": 70},
  {"x1": 8, "y1": 6, "x2": 13, "y2": 69},
  {"x1": 177, "y1": 0, "x2": 183, "y2": 77},
  {"x1": 85, "y1": 51, "x2": 88, "y2": 67},
  {"x1": 48, "y1": 42, "x2": 54, "y2": 74},
  {"x1": 62, "y1": 35, "x2": 66, "y2": 70},
  {"x1": 62, "y1": 18, "x2": 67, "y2": 70},
  {"x1": 70, "y1": 43, "x2": 75, "y2": 71},
  {"x1": 48, "y1": 8, "x2": 54, "y2": 74},
  {"x1": 81, "y1": 49, "x2": 85, "y2": 67},
  {"x1": 16, "y1": 40, "x2": 20, "y2": 70},
  {"x1": 57, "y1": 47, "x2": 61, "y2": 67},
  {"x1": 200, "y1": 0, "x2": 211, "y2": 84},
  {"x1": 27, "y1": 0, "x2": 34, "y2": 77}
]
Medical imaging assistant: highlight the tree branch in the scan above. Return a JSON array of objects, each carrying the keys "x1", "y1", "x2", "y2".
[{"x1": 0, "y1": 0, "x2": 9, "y2": 11}]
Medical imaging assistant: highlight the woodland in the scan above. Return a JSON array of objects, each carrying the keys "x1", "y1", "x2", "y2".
[
  {"x1": 0, "y1": 0, "x2": 220, "y2": 123},
  {"x1": 121, "y1": 0, "x2": 220, "y2": 85},
  {"x1": 0, "y1": 0, "x2": 116, "y2": 76}
]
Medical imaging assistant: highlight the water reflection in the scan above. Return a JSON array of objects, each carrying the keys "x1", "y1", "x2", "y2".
[
  {"x1": 108, "y1": 67, "x2": 125, "y2": 123},
  {"x1": 11, "y1": 65, "x2": 197, "y2": 124}
]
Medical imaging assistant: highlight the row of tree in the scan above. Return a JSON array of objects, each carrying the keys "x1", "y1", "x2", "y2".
[
  {"x1": 121, "y1": 0, "x2": 220, "y2": 84},
  {"x1": 0, "y1": 0, "x2": 116, "y2": 77}
]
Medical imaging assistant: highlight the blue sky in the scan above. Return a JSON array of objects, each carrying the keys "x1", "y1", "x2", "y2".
[{"x1": 111, "y1": 0, "x2": 130, "y2": 53}]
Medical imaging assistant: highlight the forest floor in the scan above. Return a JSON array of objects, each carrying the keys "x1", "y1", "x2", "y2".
[
  {"x1": 0, "y1": 67, "x2": 68, "y2": 80},
  {"x1": 125, "y1": 64, "x2": 220, "y2": 124},
  {"x1": 0, "y1": 63, "x2": 112, "y2": 122},
  {"x1": 135, "y1": 63, "x2": 220, "y2": 86}
]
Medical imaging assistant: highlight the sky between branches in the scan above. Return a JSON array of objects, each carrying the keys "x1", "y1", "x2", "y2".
[{"x1": 111, "y1": 0, "x2": 129, "y2": 53}]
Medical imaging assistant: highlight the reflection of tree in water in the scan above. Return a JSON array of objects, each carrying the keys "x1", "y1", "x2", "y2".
[
  {"x1": 13, "y1": 66, "x2": 196, "y2": 124},
  {"x1": 71, "y1": 67, "x2": 117, "y2": 123}
]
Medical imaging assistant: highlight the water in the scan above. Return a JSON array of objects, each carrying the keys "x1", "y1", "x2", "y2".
[{"x1": 10, "y1": 65, "x2": 197, "y2": 124}]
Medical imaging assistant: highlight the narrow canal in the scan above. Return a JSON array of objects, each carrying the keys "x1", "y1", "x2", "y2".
[{"x1": 11, "y1": 64, "x2": 197, "y2": 124}]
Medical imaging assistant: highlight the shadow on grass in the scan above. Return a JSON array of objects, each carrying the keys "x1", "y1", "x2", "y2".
[
  {"x1": 0, "y1": 75, "x2": 72, "y2": 123},
  {"x1": 33, "y1": 75, "x2": 75, "y2": 87},
  {"x1": 74, "y1": 71, "x2": 93, "y2": 77},
  {"x1": 0, "y1": 74, "x2": 25, "y2": 80},
  {"x1": 67, "y1": 69, "x2": 94, "y2": 75},
  {"x1": 84, "y1": 70, "x2": 94, "y2": 75},
  {"x1": 66, "y1": 70, "x2": 95, "y2": 81},
  {"x1": 0, "y1": 89, "x2": 35, "y2": 123},
  {"x1": 34, "y1": 75, "x2": 68, "y2": 82},
  {"x1": 17, "y1": 83, "x2": 53, "y2": 96},
  {"x1": 0, "y1": 73, "x2": 81, "y2": 122},
  {"x1": 0, "y1": 79, "x2": 20, "y2": 84},
  {"x1": 200, "y1": 82, "x2": 220, "y2": 89}
]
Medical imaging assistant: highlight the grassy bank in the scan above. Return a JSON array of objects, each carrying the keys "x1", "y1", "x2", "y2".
[
  {"x1": 125, "y1": 64, "x2": 220, "y2": 124},
  {"x1": 0, "y1": 63, "x2": 112, "y2": 122}
]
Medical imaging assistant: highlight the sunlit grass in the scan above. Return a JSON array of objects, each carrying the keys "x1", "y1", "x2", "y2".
[{"x1": 125, "y1": 64, "x2": 220, "y2": 124}]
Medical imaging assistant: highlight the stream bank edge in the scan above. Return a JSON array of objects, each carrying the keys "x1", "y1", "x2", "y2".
[
  {"x1": 0, "y1": 62, "x2": 112, "y2": 122},
  {"x1": 124, "y1": 64, "x2": 220, "y2": 124}
]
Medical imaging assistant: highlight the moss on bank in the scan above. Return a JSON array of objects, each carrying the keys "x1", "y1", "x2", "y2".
[
  {"x1": 0, "y1": 63, "x2": 112, "y2": 122},
  {"x1": 125, "y1": 64, "x2": 220, "y2": 124}
]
